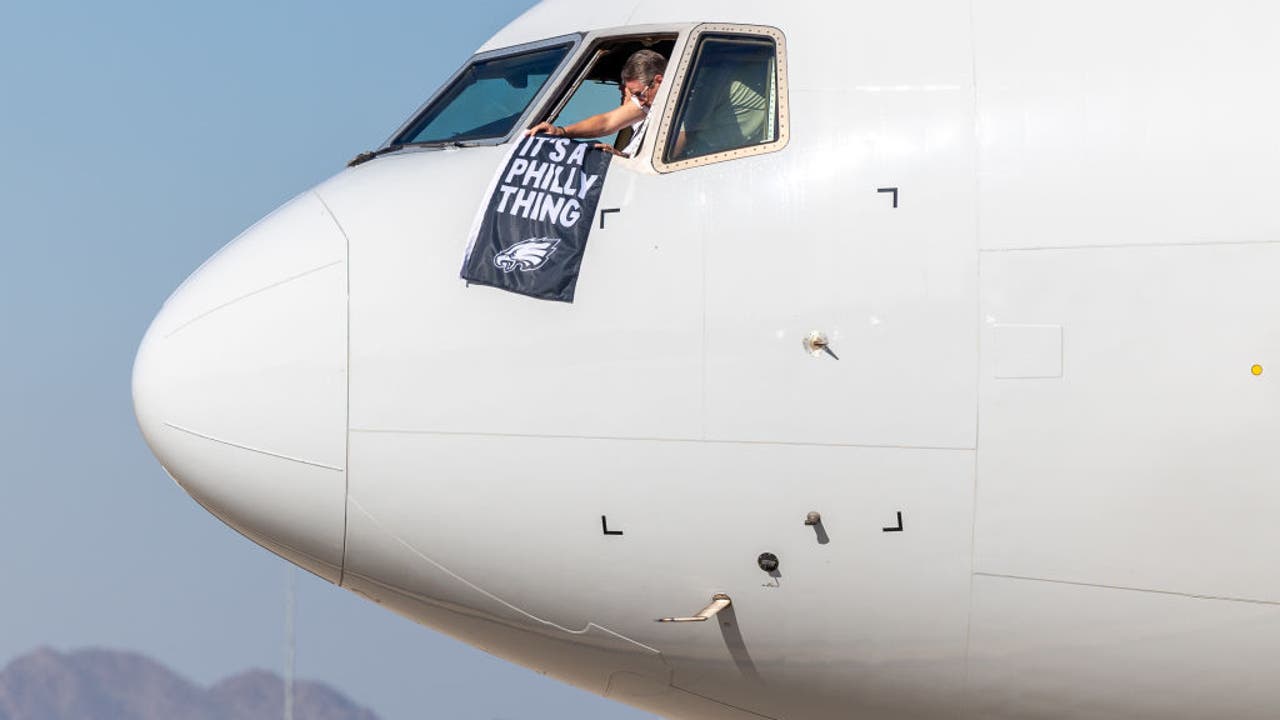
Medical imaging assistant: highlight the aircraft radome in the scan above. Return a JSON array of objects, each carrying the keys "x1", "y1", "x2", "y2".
[{"x1": 133, "y1": 1, "x2": 1280, "y2": 718}]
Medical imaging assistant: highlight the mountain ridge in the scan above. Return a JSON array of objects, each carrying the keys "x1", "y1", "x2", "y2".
[{"x1": 0, "y1": 647, "x2": 379, "y2": 720}]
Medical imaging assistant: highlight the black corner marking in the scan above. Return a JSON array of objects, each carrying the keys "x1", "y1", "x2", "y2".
[
  {"x1": 882, "y1": 511, "x2": 904, "y2": 533},
  {"x1": 602, "y1": 515, "x2": 624, "y2": 536},
  {"x1": 877, "y1": 187, "x2": 899, "y2": 209},
  {"x1": 600, "y1": 208, "x2": 621, "y2": 229}
]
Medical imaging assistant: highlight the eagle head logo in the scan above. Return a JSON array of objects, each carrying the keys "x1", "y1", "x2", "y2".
[{"x1": 494, "y1": 237, "x2": 560, "y2": 273}]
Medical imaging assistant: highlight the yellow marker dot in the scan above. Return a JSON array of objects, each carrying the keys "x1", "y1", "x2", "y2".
[{"x1": 1252, "y1": 364, "x2": 1264, "y2": 376}]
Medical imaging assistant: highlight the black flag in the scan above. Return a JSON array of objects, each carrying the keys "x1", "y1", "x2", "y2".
[{"x1": 460, "y1": 135, "x2": 613, "y2": 303}]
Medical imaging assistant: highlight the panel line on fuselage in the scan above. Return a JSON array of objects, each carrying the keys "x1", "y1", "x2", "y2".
[
  {"x1": 163, "y1": 422, "x2": 345, "y2": 472},
  {"x1": 349, "y1": 427, "x2": 976, "y2": 452},
  {"x1": 162, "y1": 259, "x2": 344, "y2": 340},
  {"x1": 974, "y1": 572, "x2": 1280, "y2": 607},
  {"x1": 345, "y1": 496, "x2": 665, "y2": 654},
  {"x1": 981, "y1": 238, "x2": 1280, "y2": 254}
]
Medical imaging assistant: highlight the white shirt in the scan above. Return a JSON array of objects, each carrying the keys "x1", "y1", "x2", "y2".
[{"x1": 621, "y1": 94, "x2": 650, "y2": 157}]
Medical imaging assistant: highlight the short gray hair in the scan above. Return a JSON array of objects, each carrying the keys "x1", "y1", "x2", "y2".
[{"x1": 621, "y1": 49, "x2": 667, "y2": 85}]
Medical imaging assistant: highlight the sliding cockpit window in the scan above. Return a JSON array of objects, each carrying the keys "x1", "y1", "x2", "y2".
[{"x1": 394, "y1": 43, "x2": 574, "y2": 146}]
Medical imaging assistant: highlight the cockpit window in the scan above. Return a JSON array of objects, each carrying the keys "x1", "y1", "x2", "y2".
[
  {"x1": 666, "y1": 35, "x2": 778, "y2": 162},
  {"x1": 536, "y1": 35, "x2": 678, "y2": 153},
  {"x1": 653, "y1": 24, "x2": 789, "y2": 172},
  {"x1": 395, "y1": 43, "x2": 573, "y2": 145}
]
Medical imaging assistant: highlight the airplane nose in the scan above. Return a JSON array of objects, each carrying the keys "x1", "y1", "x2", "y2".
[{"x1": 132, "y1": 191, "x2": 348, "y2": 582}]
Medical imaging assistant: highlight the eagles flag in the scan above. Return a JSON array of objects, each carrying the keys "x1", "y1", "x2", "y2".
[{"x1": 460, "y1": 135, "x2": 613, "y2": 303}]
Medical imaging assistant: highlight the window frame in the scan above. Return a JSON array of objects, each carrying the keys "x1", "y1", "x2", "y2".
[
  {"x1": 652, "y1": 24, "x2": 790, "y2": 173},
  {"x1": 384, "y1": 33, "x2": 583, "y2": 149}
]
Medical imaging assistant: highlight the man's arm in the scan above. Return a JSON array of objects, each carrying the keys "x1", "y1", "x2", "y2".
[
  {"x1": 670, "y1": 129, "x2": 689, "y2": 159},
  {"x1": 526, "y1": 100, "x2": 646, "y2": 139}
]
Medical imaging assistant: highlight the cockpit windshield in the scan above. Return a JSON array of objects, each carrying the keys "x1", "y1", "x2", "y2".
[{"x1": 395, "y1": 43, "x2": 573, "y2": 146}]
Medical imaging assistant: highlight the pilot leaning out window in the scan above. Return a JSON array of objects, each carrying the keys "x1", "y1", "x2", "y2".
[{"x1": 526, "y1": 49, "x2": 667, "y2": 157}]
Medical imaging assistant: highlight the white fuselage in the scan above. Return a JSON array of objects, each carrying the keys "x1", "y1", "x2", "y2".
[{"x1": 133, "y1": 2, "x2": 1280, "y2": 718}]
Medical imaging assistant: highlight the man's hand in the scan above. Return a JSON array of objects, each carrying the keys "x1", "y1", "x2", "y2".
[
  {"x1": 593, "y1": 143, "x2": 625, "y2": 157},
  {"x1": 525, "y1": 122, "x2": 564, "y2": 137}
]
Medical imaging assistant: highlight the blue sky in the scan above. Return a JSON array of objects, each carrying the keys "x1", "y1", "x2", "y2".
[{"x1": 0, "y1": 2, "x2": 652, "y2": 718}]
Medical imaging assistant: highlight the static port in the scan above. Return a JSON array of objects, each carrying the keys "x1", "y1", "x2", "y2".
[{"x1": 757, "y1": 552, "x2": 780, "y2": 573}]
